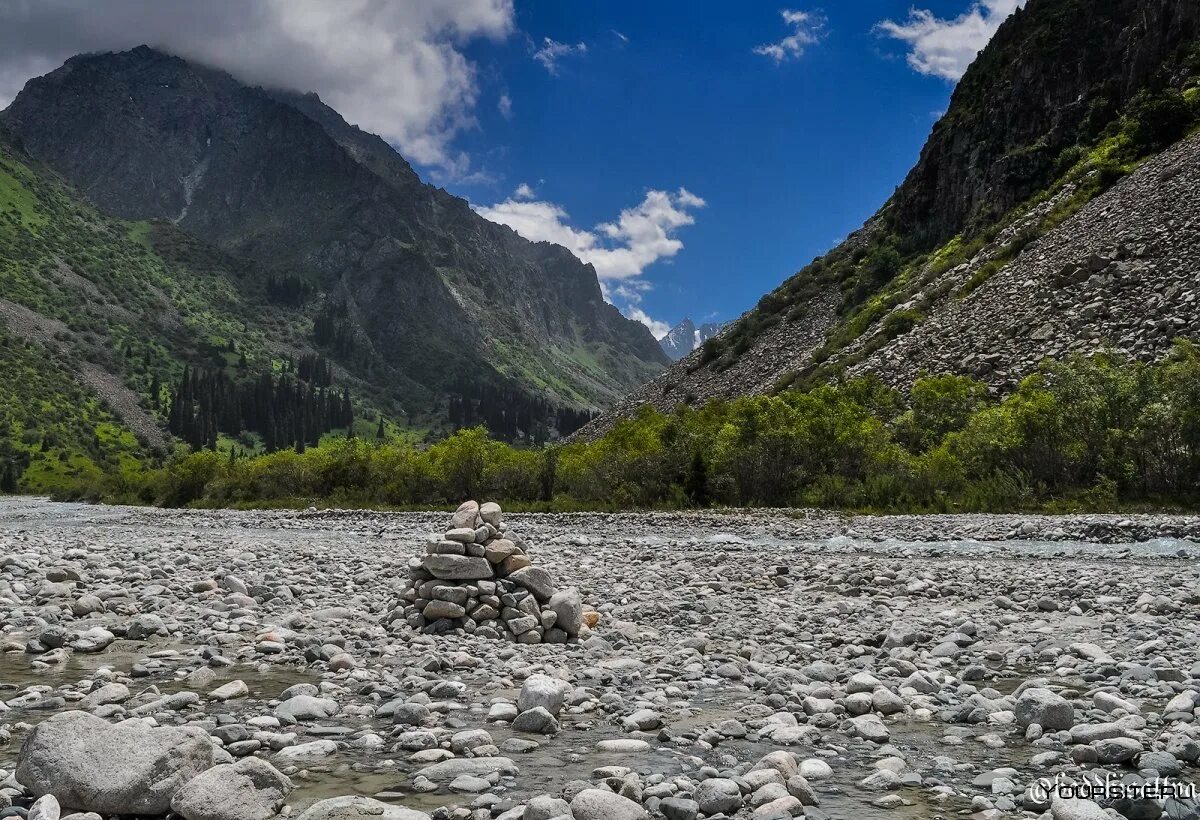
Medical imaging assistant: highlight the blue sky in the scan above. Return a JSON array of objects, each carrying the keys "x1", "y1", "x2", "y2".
[
  {"x1": 453, "y1": 1, "x2": 1024, "y2": 336},
  {"x1": 0, "y1": 0, "x2": 1023, "y2": 337}
]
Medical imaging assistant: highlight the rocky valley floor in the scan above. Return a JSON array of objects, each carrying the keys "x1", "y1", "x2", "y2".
[{"x1": 1, "y1": 498, "x2": 1199, "y2": 820}]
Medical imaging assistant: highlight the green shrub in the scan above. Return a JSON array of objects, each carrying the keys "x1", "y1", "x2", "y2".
[{"x1": 1125, "y1": 89, "x2": 1195, "y2": 153}]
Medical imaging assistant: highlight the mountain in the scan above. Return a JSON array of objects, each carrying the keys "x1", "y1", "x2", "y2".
[
  {"x1": 659, "y1": 318, "x2": 726, "y2": 361},
  {"x1": 0, "y1": 126, "x2": 354, "y2": 491},
  {"x1": 0, "y1": 46, "x2": 667, "y2": 444},
  {"x1": 580, "y1": 0, "x2": 1200, "y2": 438}
]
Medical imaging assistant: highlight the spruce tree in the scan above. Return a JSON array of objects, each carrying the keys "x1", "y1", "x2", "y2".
[
  {"x1": 0, "y1": 464, "x2": 16, "y2": 494},
  {"x1": 376, "y1": 416, "x2": 386, "y2": 441},
  {"x1": 684, "y1": 451, "x2": 709, "y2": 507}
]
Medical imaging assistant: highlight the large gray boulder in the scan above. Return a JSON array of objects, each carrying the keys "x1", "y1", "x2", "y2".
[
  {"x1": 296, "y1": 796, "x2": 430, "y2": 820},
  {"x1": 569, "y1": 788, "x2": 648, "y2": 820},
  {"x1": 16, "y1": 711, "x2": 215, "y2": 815},
  {"x1": 171, "y1": 757, "x2": 292, "y2": 820},
  {"x1": 1015, "y1": 688, "x2": 1075, "y2": 730}
]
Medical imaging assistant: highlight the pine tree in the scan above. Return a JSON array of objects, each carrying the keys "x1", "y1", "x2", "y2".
[
  {"x1": 376, "y1": 416, "x2": 386, "y2": 441},
  {"x1": 0, "y1": 464, "x2": 17, "y2": 494},
  {"x1": 684, "y1": 451, "x2": 709, "y2": 507}
]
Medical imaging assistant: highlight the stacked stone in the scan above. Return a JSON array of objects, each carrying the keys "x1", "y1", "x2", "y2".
[{"x1": 394, "y1": 501, "x2": 583, "y2": 644}]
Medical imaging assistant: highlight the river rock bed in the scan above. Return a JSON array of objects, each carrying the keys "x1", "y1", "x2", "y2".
[{"x1": 1, "y1": 498, "x2": 1199, "y2": 820}]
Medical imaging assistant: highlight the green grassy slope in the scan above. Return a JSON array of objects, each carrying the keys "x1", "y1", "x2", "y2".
[{"x1": 0, "y1": 139, "x2": 389, "y2": 495}]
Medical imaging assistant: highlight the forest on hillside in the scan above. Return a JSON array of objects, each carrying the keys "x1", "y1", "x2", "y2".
[{"x1": 33, "y1": 343, "x2": 1200, "y2": 514}]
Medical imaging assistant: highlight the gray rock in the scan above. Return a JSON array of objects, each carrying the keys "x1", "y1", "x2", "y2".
[
  {"x1": 275, "y1": 694, "x2": 339, "y2": 722},
  {"x1": 16, "y1": 710, "x2": 215, "y2": 815},
  {"x1": 295, "y1": 796, "x2": 430, "y2": 820},
  {"x1": 171, "y1": 757, "x2": 292, "y2": 820},
  {"x1": 415, "y1": 756, "x2": 519, "y2": 784},
  {"x1": 695, "y1": 778, "x2": 743, "y2": 814},
  {"x1": 508, "y1": 566, "x2": 557, "y2": 602},
  {"x1": 1015, "y1": 688, "x2": 1074, "y2": 730},
  {"x1": 423, "y1": 554, "x2": 494, "y2": 580},
  {"x1": 848, "y1": 714, "x2": 890, "y2": 743},
  {"x1": 27, "y1": 795, "x2": 60, "y2": 820},
  {"x1": 1049, "y1": 795, "x2": 1109, "y2": 820},
  {"x1": 659, "y1": 797, "x2": 699, "y2": 820},
  {"x1": 547, "y1": 587, "x2": 583, "y2": 636},
  {"x1": 273, "y1": 740, "x2": 339, "y2": 761},
  {"x1": 518, "y1": 674, "x2": 567, "y2": 715},
  {"x1": 451, "y1": 501, "x2": 480, "y2": 529},
  {"x1": 423, "y1": 600, "x2": 467, "y2": 620},
  {"x1": 569, "y1": 789, "x2": 648, "y2": 820},
  {"x1": 479, "y1": 502, "x2": 503, "y2": 526},
  {"x1": 511, "y1": 706, "x2": 560, "y2": 735}
]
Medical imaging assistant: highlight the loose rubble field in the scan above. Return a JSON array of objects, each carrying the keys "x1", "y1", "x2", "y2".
[{"x1": 1, "y1": 498, "x2": 1199, "y2": 820}]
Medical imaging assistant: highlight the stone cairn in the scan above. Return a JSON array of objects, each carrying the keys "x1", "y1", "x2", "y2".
[{"x1": 392, "y1": 500, "x2": 585, "y2": 644}]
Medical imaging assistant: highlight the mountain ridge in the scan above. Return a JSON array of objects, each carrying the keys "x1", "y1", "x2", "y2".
[{"x1": 0, "y1": 46, "x2": 667, "y2": 432}]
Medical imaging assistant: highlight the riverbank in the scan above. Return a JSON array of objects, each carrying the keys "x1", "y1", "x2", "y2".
[{"x1": 2, "y1": 498, "x2": 1198, "y2": 818}]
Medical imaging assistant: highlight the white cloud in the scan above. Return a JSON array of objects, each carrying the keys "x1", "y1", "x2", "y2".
[
  {"x1": 513, "y1": 183, "x2": 536, "y2": 200},
  {"x1": 754, "y1": 9, "x2": 826, "y2": 64},
  {"x1": 875, "y1": 0, "x2": 1025, "y2": 81},
  {"x1": 476, "y1": 187, "x2": 705, "y2": 282},
  {"x1": 474, "y1": 188, "x2": 704, "y2": 335},
  {"x1": 498, "y1": 92, "x2": 513, "y2": 119},
  {"x1": 533, "y1": 38, "x2": 587, "y2": 75},
  {"x1": 0, "y1": 0, "x2": 514, "y2": 175},
  {"x1": 625, "y1": 307, "x2": 671, "y2": 340}
]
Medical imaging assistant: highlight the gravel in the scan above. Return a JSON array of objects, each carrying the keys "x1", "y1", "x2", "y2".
[{"x1": 2, "y1": 497, "x2": 1199, "y2": 820}]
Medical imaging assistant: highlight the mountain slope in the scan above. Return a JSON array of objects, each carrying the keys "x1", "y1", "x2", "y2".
[
  {"x1": 0, "y1": 129, "x2": 372, "y2": 492},
  {"x1": 0, "y1": 46, "x2": 667, "y2": 430},
  {"x1": 580, "y1": 0, "x2": 1200, "y2": 438}
]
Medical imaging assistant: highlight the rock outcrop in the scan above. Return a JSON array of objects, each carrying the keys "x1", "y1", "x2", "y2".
[
  {"x1": 845, "y1": 132, "x2": 1200, "y2": 392},
  {"x1": 386, "y1": 501, "x2": 588, "y2": 644}
]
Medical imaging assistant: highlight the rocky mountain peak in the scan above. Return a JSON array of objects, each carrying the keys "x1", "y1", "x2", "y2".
[
  {"x1": 660, "y1": 317, "x2": 727, "y2": 361},
  {"x1": 1, "y1": 46, "x2": 667, "y2": 432}
]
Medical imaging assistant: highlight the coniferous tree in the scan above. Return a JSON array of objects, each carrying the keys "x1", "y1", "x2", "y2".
[
  {"x1": 0, "y1": 464, "x2": 17, "y2": 494},
  {"x1": 684, "y1": 451, "x2": 710, "y2": 507},
  {"x1": 166, "y1": 362, "x2": 353, "y2": 453}
]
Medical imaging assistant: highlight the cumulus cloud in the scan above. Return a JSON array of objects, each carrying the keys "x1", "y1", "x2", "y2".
[
  {"x1": 754, "y1": 9, "x2": 826, "y2": 64},
  {"x1": 875, "y1": 0, "x2": 1025, "y2": 81},
  {"x1": 533, "y1": 38, "x2": 587, "y2": 74},
  {"x1": 512, "y1": 183, "x2": 536, "y2": 200},
  {"x1": 474, "y1": 188, "x2": 705, "y2": 336},
  {"x1": 0, "y1": 0, "x2": 514, "y2": 174},
  {"x1": 625, "y1": 307, "x2": 672, "y2": 340}
]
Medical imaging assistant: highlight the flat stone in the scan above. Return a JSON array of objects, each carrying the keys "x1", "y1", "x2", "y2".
[{"x1": 423, "y1": 554, "x2": 494, "y2": 581}]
